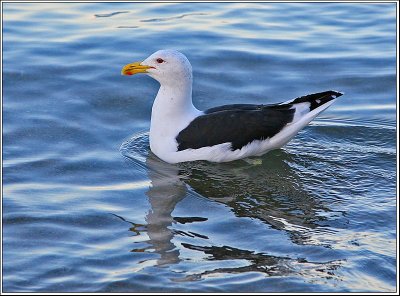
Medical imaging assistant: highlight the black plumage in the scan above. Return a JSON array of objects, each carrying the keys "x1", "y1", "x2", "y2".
[
  {"x1": 290, "y1": 90, "x2": 342, "y2": 111},
  {"x1": 176, "y1": 90, "x2": 342, "y2": 152}
]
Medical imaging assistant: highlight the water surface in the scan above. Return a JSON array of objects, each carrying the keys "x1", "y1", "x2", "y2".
[{"x1": 2, "y1": 2, "x2": 397, "y2": 292}]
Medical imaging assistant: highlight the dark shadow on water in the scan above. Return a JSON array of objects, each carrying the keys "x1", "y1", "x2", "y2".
[{"x1": 118, "y1": 132, "x2": 344, "y2": 281}]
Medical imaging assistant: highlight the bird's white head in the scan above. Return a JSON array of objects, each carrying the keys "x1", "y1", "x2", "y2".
[{"x1": 121, "y1": 49, "x2": 192, "y2": 87}]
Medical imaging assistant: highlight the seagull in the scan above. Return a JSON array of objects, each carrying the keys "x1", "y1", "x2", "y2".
[{"x1": 121, "y1": 49, "x2": 343, "y2": 164}]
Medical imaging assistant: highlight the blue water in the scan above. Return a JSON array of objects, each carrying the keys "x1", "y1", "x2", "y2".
[{"x1": 2, "y1": 2, "x2": 397, "y2": 292}]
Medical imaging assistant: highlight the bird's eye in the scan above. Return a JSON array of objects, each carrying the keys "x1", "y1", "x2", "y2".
[{"x1": 156, "y1": 58, "x2": 164, "y2": 64}]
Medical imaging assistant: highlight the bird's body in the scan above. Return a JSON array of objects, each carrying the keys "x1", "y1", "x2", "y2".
[{"x1": 122, "y1": 50, "x2": 343, "y2": 164}]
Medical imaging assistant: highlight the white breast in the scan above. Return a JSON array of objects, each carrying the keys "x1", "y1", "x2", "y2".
[{"x1": 149, "y1": 85, "x2": 202, "y2": 163}]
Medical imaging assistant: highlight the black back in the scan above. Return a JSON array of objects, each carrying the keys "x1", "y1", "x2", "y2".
[
  {"x1": 176, "y1": 90, "x2": 342, "y2": 152},
  {"x1": 176, "y1": 105, "x2": 294, "y2": 151}
]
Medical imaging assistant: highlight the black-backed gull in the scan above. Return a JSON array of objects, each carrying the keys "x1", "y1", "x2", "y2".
[{"x1": 121, "y1": 49, "x2": 343, "y2": 164}]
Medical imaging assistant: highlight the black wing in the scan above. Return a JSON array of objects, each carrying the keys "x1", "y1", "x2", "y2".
[
  {"x1": 176, "y1": 90, "x2": 343, "y2": 152},
  {"x1": 176, "y1": 104, "x2": 295, "y2": 151}
]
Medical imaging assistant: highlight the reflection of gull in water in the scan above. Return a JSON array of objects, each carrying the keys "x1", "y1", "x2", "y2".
[
  {"x1": 119, "y1": 132, "x2": 344, "y2": 279},
  {"x1": 143, "y1": 154, "x2": 186, "y2": 266},
  {"x1": 178, "y1": 156, "x2": 338, "y2": 247},
  {"x1": 120, "y1": 133, "x2": 208, "y2": 267},
  {"x1": 175, "y1": 243, "x2": 342, "y2": 283}
]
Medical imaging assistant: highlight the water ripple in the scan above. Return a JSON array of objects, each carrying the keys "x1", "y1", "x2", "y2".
[
  {"x1": 94, "y1": 11, "x2": 129, "y2": 18},
  {"x1": 3, "y1": 2, "x2": 396, "y2": 293},
  {"x1": 140, "y1": 12, "x2": 208, "y2": 23}
]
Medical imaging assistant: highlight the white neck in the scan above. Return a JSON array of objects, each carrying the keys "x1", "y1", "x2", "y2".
[
  {"x1": 152, "y1": 82, "x2": 194, "y2": 116},
  {"x1": 149, "y1": 81, "x2": 202, "y2": 156}
]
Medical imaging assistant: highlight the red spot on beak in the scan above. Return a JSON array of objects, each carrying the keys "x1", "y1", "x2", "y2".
[{"x1": 126, "y1": 71, "x2": 133, "y2": 75}]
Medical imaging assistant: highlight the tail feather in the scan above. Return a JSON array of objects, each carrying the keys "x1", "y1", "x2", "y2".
[
  {"x1": 289, "y1": 90, "x2": 343, "y2": 111},
  {"x1": 269, "y1": 90, "x2": 343, "y2": 149},
  {"x1": 286, "y1": 90, "x2": 343, "y2": 125}
]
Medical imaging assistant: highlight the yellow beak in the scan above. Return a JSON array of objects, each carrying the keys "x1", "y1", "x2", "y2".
[{"x1": 121, "y1": 62, "x2": 153, "y2": 76}]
